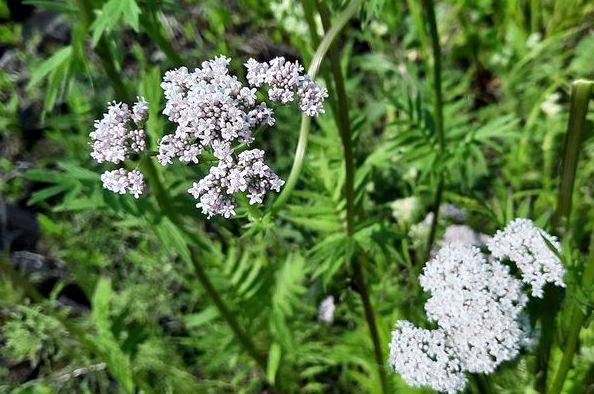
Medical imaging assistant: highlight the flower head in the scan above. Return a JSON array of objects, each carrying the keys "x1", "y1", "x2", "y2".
[
  {"x1": 421, "y1": 244, "x2": 527, "y2": 373},
  {"x1": 487, "y1": 218, "x2": 565, "y2": 297},
  {"x1": 90, "y1": 98, "x2": 148, "y2": 164},
  {"x1": 389, "y1": 321, "x2": 466, "y2": 394},
  {"x1": 318, "y1": 296, "x2": 336, "y2": 324},
  {"x1": 101, "y1": 169, "x2": 145, "y2": 198},
  {"x1": 390, "y1": 219, "x2": 566, "y2": 392},
  {"x1": 188, "y1": 149, "x2": 284, "y2": 218},
  {"x1": 245, "y1": 56, "x2": 327, "y2": 116},
  {"x1": 159, "y1": 56, "x2": 275, "y2": 166}
]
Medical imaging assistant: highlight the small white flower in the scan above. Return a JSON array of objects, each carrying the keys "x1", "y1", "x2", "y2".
[
  {"x1": 421, "y1": 243, "x2": 527, "y2": 373},
  {"x1": 317, "y1": 296, "x2": 336, "y2": 324},
  {"x1": 389, "y1": 321, "x2": 467, "y2": 394},
  {"x1": 159, "y1": 56, "x2": 276, "y2": 166},
  {"x1": 487, "y1": 218, "x2": 565, "y2": 297},
  {"x1": 541, "y1": 93, "x2": 562, "y2": 117},
  {"x1": 390, "y1": 219, "x2": 566, "y2": 392},
  {"x1": 526, "y1": 32, "x2": 542, "y2": 49},
  {"x1": 390, "y1": 196, "x2": 421, "y2": 225},
  {"x1": 90, "y1": 98, "x2": 148, "y2": 164},
  {"x1": 101, "y1": 169, "x2": 145, "y2": 198},
  {"x1": 188, "y1": 149, "x2": 284, "y2": 218},
  {"x1": 91, "y1": 99, "x2": 149, "y2": 198},
  {"x1": 245, "y1": 56, "x2": 327, "y2": 116}
]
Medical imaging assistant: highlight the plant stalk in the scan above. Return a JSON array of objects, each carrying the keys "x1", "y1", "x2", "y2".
[
  {"x1": 548, "y1": 233, "x2": 594, "y2": 394},
  {"x1": 420, "y1": 0, "x2": 446, "y2": 261},
  {"x1": 315, "y1": 2, "x2": 389, "y2": 393},
  {"x1": 553, "y1": 80, "x2": 593, "y2": 230},
  {"x1": 273, "y1": 0, "x2": 363, "y2": 211},
  {"x1": 545, "y1": 80, "x2": 593, "y2": 394}
]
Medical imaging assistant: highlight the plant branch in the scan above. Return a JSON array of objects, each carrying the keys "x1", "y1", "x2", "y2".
[
  {"x1": 273, "y1": 0, "x2": 363, "y2": 211},
  {"x1": 421, "y1": 0, "x2": 446, "y2": 261},
  {"x1": 315, "y1": 2, "x2": 389, "y2": 393},
  {"x1": 548, "y1": 233, "x2": 594, "y2": 394},
  {"x1": 553, "y1": 80, "x2": 593, "y2": 231},
  {"x1": 545, "y1": 80, "x2": 593, "y2": 394}
]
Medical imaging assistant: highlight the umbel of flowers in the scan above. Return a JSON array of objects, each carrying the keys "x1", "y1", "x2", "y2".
[
  {"x1": 90, "y1": 98, "x2": 149, "y2": 198},
  {"x1": 89, "y1": 56, "x2": 327, "y2": 217},
  {"x1": 389, "y1": 218, "x2": 566, "y2": 393}
]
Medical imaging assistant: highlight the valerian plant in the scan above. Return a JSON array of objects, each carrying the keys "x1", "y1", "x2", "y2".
[{"x1": 1, "y1": 0, "x2": 593, "y2": 393}]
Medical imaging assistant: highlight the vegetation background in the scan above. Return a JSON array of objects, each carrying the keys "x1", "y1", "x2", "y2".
[{"x1": 0, "y1": 0, "x2": 593, "y2": 393}]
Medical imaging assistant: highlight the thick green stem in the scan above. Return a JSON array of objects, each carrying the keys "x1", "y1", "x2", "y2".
[
  {"x1": 315, "y1": 2, "x2": 389, "y2": 393},
  {"x1": 548, "y1": 235, "x2": 594, "y2": 394},
  {"x1": 545, "y1": 80, "x2": 593, "y2": 394},
  {"x1": 420, "y1": 0, "x2": 446, "y2": 261},
  {"x1": 273, "y1": 0, "x2": 362, "y2": 211},
  {"x1": 553, "y1": 80, "x2": 593, "y2": 230}
]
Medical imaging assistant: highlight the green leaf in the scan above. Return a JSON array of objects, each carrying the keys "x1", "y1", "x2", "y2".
[
  {"x1": 184, "y1": 307, "x2": 219, "y2": 328},
  {"x1": 90, "y1": 278, "x2": 135, "y2": 394},
  {"x1": 28, "y1": 184, "x2": 70, "y2": 205},
  {"x1": 27, "y1": 46, "x2": 72, "y2": 89},
  {"x1": 266, "y1": 342, "x2": 282, "y2": 384},
  {"x1": 91, "y1": 0, "x2": 141, "y2": 46}
]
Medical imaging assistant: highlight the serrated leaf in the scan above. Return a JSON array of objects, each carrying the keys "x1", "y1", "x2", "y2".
[{"x1": 90, "y1": 278, "x2": 135, "y2": 394}]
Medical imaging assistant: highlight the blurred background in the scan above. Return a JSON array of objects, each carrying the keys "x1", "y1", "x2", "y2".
[{"x1": 0, "y1": 0, "x2": 593, "y2": 393}]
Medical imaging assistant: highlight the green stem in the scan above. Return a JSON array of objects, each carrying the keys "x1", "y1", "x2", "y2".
[
  {"x1": 545, "y1": 80, "x2": 593, "y2": 394},
  {"x1": 548, "y1": 234, "x2": 594, "y2": 394},
  {"x1": 553, "y1": 80, "x2": 593, "y2": 231},
  {"x1": 273, "y1": 0, "x2": 363, "y2": 211},
  {"x1": 315, "y1": 2, "x2": 388, "y2": 393},
  {"x1": 420, "y1": 0, "x2": 446, "y2": 261}
]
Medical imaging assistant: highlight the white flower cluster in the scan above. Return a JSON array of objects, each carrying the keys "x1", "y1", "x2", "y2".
[
  {"x1": 188, "y1": 149, "x2": 284, "y2": 218},
  {"x1": 487, "y1": 218, "x2": 565, "y2": 297},
  {"x1": 101, "y1": 169, "x2": 145, "y2": 198},
  {"x1": 158, "y1": 56, "x2": 275, "y2": 165},
  {"x1": 390, "y1": 219, "x2": 565, "y2": 393},
  {"x1": 90, "y1": 98, "x2": 148, "y2": 198},
  {"x1": 389, "y1": 321, "x2": 466, "y2": 394},
  {"x1": 318, "y1": 295, "x2": 336, "y2": 324},
  {"x1": 90, "y1": 98, "x2": 148, "y2": 164},
  {"x1": 157, "y1": 55, "x2": 326, "y2": 218},
  {"x1": 420, "y1": 244, "x2": 527, "y2": 374},
  {"x1": 245, "y1": 57, "x2": 328, "y2": 116}
]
